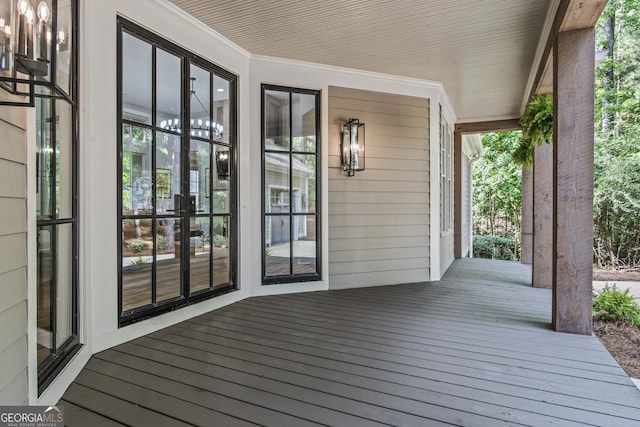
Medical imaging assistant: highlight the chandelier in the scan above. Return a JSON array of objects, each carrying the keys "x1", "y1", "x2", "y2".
[{"x1": 158, "y1": 76, "x2": 223, "y2": 139}]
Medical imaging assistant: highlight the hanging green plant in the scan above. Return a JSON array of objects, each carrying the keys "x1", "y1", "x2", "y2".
[{"x1": 513, "y1": 93, "x2": 553, "y2": 167}]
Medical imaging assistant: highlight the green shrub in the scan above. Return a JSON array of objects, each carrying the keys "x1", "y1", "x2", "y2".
[
  {"x1": 127, "y1": 238, "x2": 146, "y2": 253},
  {"x1": 156, "y1": 234, "x2": 169, "y2": 250},
  {"x1": 593, "y1": 284, "x2": 640, "y2": 326},
  {"x1": 129, "y1": 256, "x2": 145, "y2": 266},
  {"x1": 473, "y1": 235, "x2": 515, "y2": 260},
  {"x1": 213, "y1": 234, "x2": 226, "y2": 247}
]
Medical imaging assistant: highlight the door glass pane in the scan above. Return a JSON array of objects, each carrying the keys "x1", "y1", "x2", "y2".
[
  {"x1": 292, "y1": 154, "x2": 316, "y2": 213},
  {"x1": 265, "y1": 152, "x2": 290, "y2": 212},
  {"x1": 190, "y1": 140, "x2": 211, "y2": 214},
  {"x1": 56, "y1": 223, "x2": 73, "y2": 346},
  {"x1": 190, "y1": 65, "x2": 210, "y2": 139},
  {"x1": 293, "y1": 216, "x2": 316, "y2": 274},
  {"x1": 37, "y1": 225, "x2": 53, "y2": 364},
  {"x1": 36, "y1": 98, "x2": 53, "y2": 220},
  {"x1": 156, "y1": 48, "x2": 181, "y2": 132},
  {"x1": 122, "y1": 125, "x2": 152, "y2": 215},
  {"x1": 213, "y1": 76, "x2": 229, "y2": 143},
  {"x1": 213, "y1": 145, "x2": 229, "y2": 213},
  {"x1": 156, "y1": 131, "x2": 180, "y2": 213},
  {"x1": 264, "y1": 90, "x2": 289, "y2": 150},
  {"x1": 292, "y1": 93, "x2": 316, "y2": 152},
  {"x1": 122, "y1": 32, "x2": 152, "y2": 121},
  {"x1": 122, "y1": 219, "x2": 152, "y2": 310},
  {"x1": 213, "y1": 216, "x2": 230, "y2": 286},
  {"x1": 56, "y1": 101, "x2": 73, "y2": 218},
  {"x1": 190, "y1": 217, "x2": 211, "y2": 293},
  {"x1": 156, "y1": 218, "x2": 182, "y2": 302},
  {"x1": 265, "y1": 216, "x2": 290, "y2": 277}
]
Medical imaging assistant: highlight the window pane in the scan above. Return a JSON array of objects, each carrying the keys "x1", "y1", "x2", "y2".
[
  {"x1": 213, "y1": 76, "x2": 229, "y2": 143},
  {"x1": 37, "y1": 225, "x2": 53, "y2": 364},
  {"x1": 156, "y1": 131, "x2": 180, "y2": 214},
  {"x1": 293, "y1": 216, "x2": 316, "y2": 275},
  {"x1": 122, "y1": 219, "x2": 153, "y2": 311},
  {"x1": 56, "y1": 223, "x2": 74, "y2": 346},
  {"x1": 156, "y1": 218, "x2": 182, "y2": 302},
  {"x1": 190, "y1": 216, "x2": 211, "y2": 293},
  {"x1": 122, "y1": 33, "x2": 152, "y2": 122},
  {"x1": 156, "y1": 48, "x2": 181, "y2": 132},
  {"x1": 213, "y1": 145, "x2": 230, "y2": 213},
  {"x1": 122, "y1": 126, "x2": 153, "y2": 214},
  {"x1": 292, "y1": 93, "x2": 316, "y2": 152},
  {"x1": 36, "y1": 98, "x2": 53, "y2": 220},
  {"x1": 213, "y1": 216, "x2": 230, "y2": 286},
  {"x1": 265, "y1": 216, "x2": 290, "y2": 277},
  {"x1": 264, "y1": 90, "x2": 289, "y2": 150},
  {"x1": 190, "y1": 65, "x2": 210, "y2": 138},
  {"x1": 190, "y1": 140, "x2": 211, "y2": 214},
  {"x1": 265, "y1": 152, "x2": 290, "y2": 212},
  {"x1": 292, "y1": 154, "x2": 316, "y2": 213},
  {"x1": 56, "y1": 0, "x2": 73, "y2": 96},
  {"x1": 56, "y1": 101, "x2": 73, "y2": 219}
]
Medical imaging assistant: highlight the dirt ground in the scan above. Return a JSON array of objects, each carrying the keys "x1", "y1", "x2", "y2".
[{"x1": 592, "y1": 267, "x2": 640, "y2": 379}]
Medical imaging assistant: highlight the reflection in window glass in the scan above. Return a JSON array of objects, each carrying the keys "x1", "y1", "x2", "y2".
[{"x1": 262, "y1": 86, "x2": 320, "y2": 282}]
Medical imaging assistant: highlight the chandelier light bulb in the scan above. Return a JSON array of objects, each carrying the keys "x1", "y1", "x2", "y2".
[{"x1": 37, "y1": 1, "x2": 50, "y2": 22}]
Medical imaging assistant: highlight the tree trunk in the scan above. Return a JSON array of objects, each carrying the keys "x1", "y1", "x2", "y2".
[{"x1": 601, "y1": 11, "x2": 615, "y2": 135}]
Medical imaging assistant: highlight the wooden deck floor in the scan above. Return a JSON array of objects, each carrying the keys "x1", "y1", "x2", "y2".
[{"x1": 60, "y1": 258, "x2": 640, "y2": 426}]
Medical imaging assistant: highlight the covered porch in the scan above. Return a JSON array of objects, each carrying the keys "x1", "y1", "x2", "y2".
[{"x1": 60, "y1": 258, "x2": 640, "y2": 426}]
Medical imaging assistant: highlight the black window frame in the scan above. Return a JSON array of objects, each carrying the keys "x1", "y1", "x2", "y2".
[
  {"x1": 35, "y1": 0, "x2": 81, "y2": 396},
  {"x1": 261, "y1": 84, "x2": 321, "y2": 284},
  {"x1": 117, "y1": 18, "x2": 238, "y2": 326}
]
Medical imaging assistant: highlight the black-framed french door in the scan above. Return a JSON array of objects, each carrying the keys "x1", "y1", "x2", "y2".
[{"x1": 117, "y1": 19, "x2": 237, "y2": 326}]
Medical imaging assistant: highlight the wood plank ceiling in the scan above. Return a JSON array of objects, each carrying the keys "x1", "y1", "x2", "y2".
[{"x1": 167, "y1": 0, "x2": 552, "y2": 123}]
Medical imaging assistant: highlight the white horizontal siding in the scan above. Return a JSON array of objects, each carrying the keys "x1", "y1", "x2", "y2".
[
  {"x1": 0, "y1": 100, "x2": 28, "y2": 405},
  {"x1": 328, "y1": 87, "x2": 430, "y2": 289}
]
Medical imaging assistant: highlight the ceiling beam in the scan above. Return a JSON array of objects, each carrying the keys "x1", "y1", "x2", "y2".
[{"x1": 455, "y1": 119, "x2": 521, "y2": 135}]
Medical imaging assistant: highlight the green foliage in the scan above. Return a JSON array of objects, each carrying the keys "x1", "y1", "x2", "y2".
[
  {"x1": 472, "y1": 131, "x2": 522, "y2": 252},
  {"x1": 593, "y1": 284, "x2": 640, "y2": 326},
  {"x1": 514, "y1": 94, "x2": 553, "y2": 167},
  {"x1": 156, "y1": 234, "x2": 169, "y2": 251},
  {"x1": 129, "y1": 256, "x2": 145, "y2": 266},
  {"x1": 213, "y1": 234, "x2": 226, "y2": 247},
  {"x1": 593, "y1": 0, "x2": 640, "y2": 268},
  {"x1": 127, "y1": 238, "x2": 147, "y2": 253},
  {"x1": 472, "y1": 235, "x2": 516, "y2": 260}
]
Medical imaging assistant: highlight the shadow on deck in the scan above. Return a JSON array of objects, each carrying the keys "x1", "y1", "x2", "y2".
[{"x1": 60, "y1": 258, "x2": 640, "y2": 426}]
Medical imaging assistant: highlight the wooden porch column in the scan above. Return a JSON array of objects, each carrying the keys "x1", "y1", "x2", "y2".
[
  {"x1": 521, "y1": 167, "x2": 533, "y2": 265},
  {"x1": 533, "y1": 143, "x2": 553, "y2": 288},
  {"x1": 454, "y1": 130, "x2": 463, "y2": 258},
  {"x1": 552, "y1": 28, "x2": 595, "y2": 335}
]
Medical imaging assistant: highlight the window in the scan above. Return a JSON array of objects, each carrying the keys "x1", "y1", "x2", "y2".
[
  {"x1": 262, "y1": 85, "x2": 320, "y2": 283},
  {"x1": 35, "y1": 2, "x2": 80, "y2": 393},
  {"x1": 440, "y1": 105, "x2": 453, "y2": 234},
  {"x1": 118, "y1": 19, "x2": 237, "y2": 325}
]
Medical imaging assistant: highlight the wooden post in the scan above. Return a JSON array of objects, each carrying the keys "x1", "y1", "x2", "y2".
[
  {"x1": 533, "y1": 143, "x2": 553, "y2": 288},
  {"x1": 454, "y1": 130, "x2": 463, "y2": 258},
  {"x1": 552, "y1": 28, "x2": 595, "y2": 335},
  {"x1": 521, "y1": 166, "x2": 533, "y2": 265}
]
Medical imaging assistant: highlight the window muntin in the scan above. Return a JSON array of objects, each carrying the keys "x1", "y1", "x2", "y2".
[{"x1": 262, "y1": 85, "x2": 320, "y2": 284}]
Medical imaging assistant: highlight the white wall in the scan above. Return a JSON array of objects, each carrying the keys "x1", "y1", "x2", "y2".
[{"x1": 0, "y1": 94, "x2": 28, "y2": 405}]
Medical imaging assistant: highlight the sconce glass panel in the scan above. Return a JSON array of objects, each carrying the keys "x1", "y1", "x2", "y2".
[{"x1": 341, "y1": 118, "x2": 365, "y2": 176}]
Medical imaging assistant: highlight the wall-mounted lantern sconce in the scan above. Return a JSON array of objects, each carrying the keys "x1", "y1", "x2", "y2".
[
  {"x1": 0, "y1": 0, "x2": 75, "y2": 106},
  {"x1": 341, "y1": 118, "x2": 365, "y2": 177},
  {"x1": 215, "y1": 150, "x2": 230, "y2": 180}
]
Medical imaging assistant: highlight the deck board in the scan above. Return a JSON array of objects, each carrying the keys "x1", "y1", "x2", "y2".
[{"x1": 59, "y1": 258, "x2": 640, "y2": 426}]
